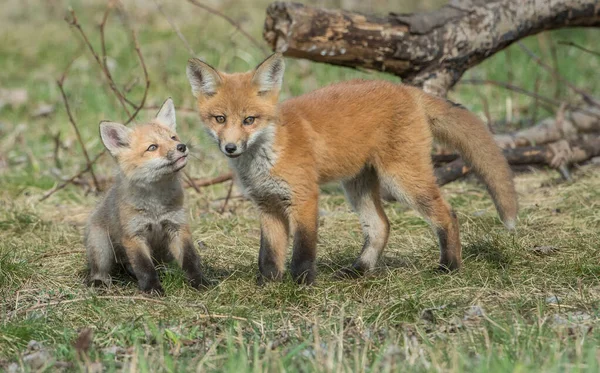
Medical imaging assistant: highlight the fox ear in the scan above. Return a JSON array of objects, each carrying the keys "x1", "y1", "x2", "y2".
[
  {"x1": 186, "y1": 58, "x2": 222, "y2": 98},
  {"x1": 252, "y1": 53, "x2": 285, "y2": 95},
  {"x1": 155, "y1": 97, "x2": 176, "y2": 130},
  {"x1": 100, "y1": 121, "x2": 132, "y2": 156}
]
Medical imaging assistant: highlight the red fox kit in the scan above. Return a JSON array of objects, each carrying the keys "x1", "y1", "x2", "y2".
[
  {"x1": 85, "y1": 98, "x2": 210, "y2": 294},
  {"x1": 186, "y1": 54, "x2": 518, "y2": 285}
]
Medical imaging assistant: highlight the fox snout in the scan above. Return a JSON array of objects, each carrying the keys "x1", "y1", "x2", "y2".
[{"x1": 220, "y1": 141, "x2": 246, "y2": 158}]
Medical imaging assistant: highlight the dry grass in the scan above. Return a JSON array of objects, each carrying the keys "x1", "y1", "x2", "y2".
[{"x1": 1, "y1": 0, "x2": 600, "y2": 371}]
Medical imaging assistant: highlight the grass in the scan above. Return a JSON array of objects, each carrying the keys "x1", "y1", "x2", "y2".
[{"x1": 1, "y1": 0, "x2": 600, "y2": 371}]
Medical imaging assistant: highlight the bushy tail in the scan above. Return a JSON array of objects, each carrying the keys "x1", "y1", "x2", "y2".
[{"x1": 423, "y1": 94, "x2": 518, "y2": 230}]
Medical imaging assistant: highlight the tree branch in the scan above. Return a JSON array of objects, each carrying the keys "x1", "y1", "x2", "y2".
[{"x1": 264, "y1": 0, "x2": 600, "y2": 95}]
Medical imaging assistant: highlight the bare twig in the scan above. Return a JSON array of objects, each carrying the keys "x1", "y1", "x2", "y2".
[
  {"x1": 557, "y1": 40, "x2": 600, "y2": 58},
  {"x1": 186, "y1": 0, "x2": 267, "y2": 54},
  {"x1": 154, "y1": 0, "x2": 195, "y2": 55},
  {"x1": 459, "y1": 79, "x2": 600, "y2": 120},
  {"x1": 548, "y1": 37, "x2": 561, "y2": 99},
  {"x1": 65, "y1": 8, "x2": 131, "y2": 119},
  {"x1": 460, "y1": 79, "x2": 558, "y2": 109},
  {"x1": 35, "y1": 250, "x2": 84, "y2": 261},
  {"x1": 517, "y1": 42, "x2": 600, "y2": 108},
  {"x1": 52, "y1": 131, "x2": 62, "y2": 169},
  {"x1": 10, "y1": 295, "x2": 258, "y2": 325},
  {"x1": 183, "y1": 170, "x2": 201, "y2": 193},
  {"x1": 219, "y1": 180, "x2": 234, "y2": 213},
  {"x1": 531, "y1": 75, "x2": 541, "y2": 126},
  {"x1": 143, "y1": 105, "x2": 198, "y2": 114},
  {"x1": 192, "y1": 173, "x2": 233, "y2": 187},
  {"x1": 40, "y1": 151, "x2": 106, "y2": 201},
  {"x1": 42, "y1": 4, "x2": 151, "y2": 201},
  {"x1": 126, "y1": 29, "x2": 150, "y2": 125},
  {"x1": 57, "y1": 76, "x2": 100, "y2": 192}
]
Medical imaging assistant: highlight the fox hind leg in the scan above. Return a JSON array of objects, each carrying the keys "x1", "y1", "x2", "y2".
[
  {"x1": 337, "y1": 166, "x2": 390, "y2": 278},
  {"x1": 379, "y1": 160, "x2": 461, "y2": 271},
  {"x1": 85, "y1": 225, "x2": 114, "y2": 287}
]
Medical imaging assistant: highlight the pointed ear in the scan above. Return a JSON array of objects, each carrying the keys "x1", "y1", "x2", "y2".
[
  {"x1": 155, "y1": 97, "x2": 177, "y2": 130},
  {"x1": 99, "y1": 121, "x2": 132, "y2": 156},
  {"x1": 252, "y1": 53, "x2": 285, "y2": 95},
  {"x1": 186, "y1": 58, "x2": 222, "y2": 98}
]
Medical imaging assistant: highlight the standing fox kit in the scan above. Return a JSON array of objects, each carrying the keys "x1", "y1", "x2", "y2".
[
  {"x1": 85, "y1": 98, "x2": 209, "y2": 294},
  {"x1": 186, "y1": 54, "x2": 518, "y2": 285}
]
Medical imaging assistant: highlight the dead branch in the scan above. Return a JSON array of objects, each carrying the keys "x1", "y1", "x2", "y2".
[
  {"x1": 434, "y1": 135, "x2": 600, "y2": 185},
  {"x1": 458, "y1": 79, "x2": 600, "y2": 121},
  {"x1": 42, "y1": 4, "x2": 151, "y2": 201},
  {"x1": 219, "y1": 180, "x2": 234, "y2": 213},
  {"x1": 66, "y1": 7, "x2": 130, "y2": 118},
  {"x1": 154, "y1": 0, "x2": 195, "y2": 55},
  {"x1": 558, "y1": 40, "x2": 600, "y2": 58},
  {"x1": 183, "y1": 170, "x2": 201, "y2": 193},
  {"x1": 40, "y1": 152, "x2": 106, "y2": 201},
  {"x1": 494, "y1": 107, "x2": 600, "y2": 149},
  {"x1": 56, "y1": 79, "x2": 100, "y2": 192},
  {"x1": 187, "y1": 0, "x2": 267, "y2": 54},
  {"x1": 264, "y1": 0, "x2": 600, "y2": 96},
  {"x1": 190, "y1": 173, "x2": 233, "y2": 187},
  {"x1": 71, "y1": 172, "x2": 233, "y2": 194},
  {"x1": 517, "y1": 42, "x2": 600, "y2": 109}
]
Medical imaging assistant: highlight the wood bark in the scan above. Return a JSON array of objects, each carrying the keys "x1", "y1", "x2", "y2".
[
  {"x1": 264, "y1": 0, "x2": 600, "y2": 95},
  {"x1": 434, "y1": 135, "x2": 600, "y2": 185}
]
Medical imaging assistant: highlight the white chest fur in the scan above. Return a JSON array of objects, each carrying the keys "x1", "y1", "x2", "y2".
[{"x1": 228, "y1": 138, "x2": 291, "y2": 209}]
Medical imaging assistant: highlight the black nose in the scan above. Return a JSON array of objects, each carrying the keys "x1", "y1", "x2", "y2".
[
  {"x1": 224, "y1": 143, "x2": 237, "y2": 154},
  {"x1": 177, "y1": 143, "x2": 187, "y2": 152}
]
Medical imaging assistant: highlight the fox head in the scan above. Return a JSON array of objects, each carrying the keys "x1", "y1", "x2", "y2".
[
  {"x1": 186, "y1": 53, "x2": 285, "y2": 158},
  {"x1": 99, "y1": 98, "x2": 189, "y2": 183}
]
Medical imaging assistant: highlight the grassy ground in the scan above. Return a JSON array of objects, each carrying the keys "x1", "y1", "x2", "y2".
[{"x1": 1, "y1": 0, "x2": 600, "y2": 371}]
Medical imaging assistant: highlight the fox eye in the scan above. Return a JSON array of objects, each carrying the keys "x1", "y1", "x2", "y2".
[
  {"x1": 171, "y1": 136, "x2": 177, "y2": 141},
  {"x1": 243, "y1": 116, "x2": 255, "y2": 126},
  {"x1": 214, "y1": 115, "x2": 226, "y2": 124},
  {"x1": 147, "y1": 144, "x2": 158, "y2": 151}
]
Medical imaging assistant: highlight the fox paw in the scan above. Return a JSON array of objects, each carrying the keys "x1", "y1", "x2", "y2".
[{"x1": 334, "y1": 265, "x2": 365, "y2": 279}]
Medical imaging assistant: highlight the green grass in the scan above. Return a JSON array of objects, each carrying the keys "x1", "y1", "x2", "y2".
[{"x1": 1, "y1": 0, "x2": 600, "y2": 371}]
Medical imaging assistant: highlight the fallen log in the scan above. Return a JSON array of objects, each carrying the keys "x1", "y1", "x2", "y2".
[
  {"x1": 434, "y1": 135, "x2": 600, "y2": 185},
  {"x1": 494, "y1": 107, "x2": 600, "y2": 149},
  {"x1": 264, "y1": 1, "x2": 600, "y2": 96}
]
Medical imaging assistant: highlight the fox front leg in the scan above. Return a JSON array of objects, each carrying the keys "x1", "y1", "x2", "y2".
[
  {"x1": 289, "y1": 191, "x2": 319, "y2": 285},
  {"x1": 257, "y1": 209, "x2": 290, "y2": 285},
  {"x1": 122, "y1": 237, "x2": 163, "y2": 295},
  {"x1": 167, "y1": 226, "x2": 213, "y2": 290}
]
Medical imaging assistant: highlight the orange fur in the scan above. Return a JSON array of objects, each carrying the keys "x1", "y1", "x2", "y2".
[{"x1": 187, "y1": 54, "x2": 518, "y2": 284}]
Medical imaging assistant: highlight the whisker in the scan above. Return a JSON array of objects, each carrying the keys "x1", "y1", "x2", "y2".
[{"x1": 187, "y1": 153, "x2": 202, "y2": 161}]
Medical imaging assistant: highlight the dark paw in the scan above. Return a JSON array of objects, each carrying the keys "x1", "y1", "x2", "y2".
[
  {"x1": 257, "y1": 264, "x2": 283, "y2": 286},
  {"x1": 139, "y1": 280, "x2": 165, "y2": 296},
  {"x1": 257, "y1": 271, "x2": 283, "y2": 286},
  {"x1": 290, "y1": 261, "x2": 316, "y2": 285},
  {"x1": 334, "y1": 265, "x2": 366, "y2": 279},
  {"x1": 437, "y1": 262, "x2": 460, "y2": 273},
  {"x1": 190, "y1": 275, "x2": 217, "y2": 290},
  {"x1": 88, "y1": 277, "x2": 110, "y2": 288}
]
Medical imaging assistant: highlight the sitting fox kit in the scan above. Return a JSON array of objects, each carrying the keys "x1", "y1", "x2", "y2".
[
  {"x1": 85, "y1": 98, "x2": 208, "y2": 293},
  {"x1": 186, "y1": 54, "x2": 518, "y2": 285}
]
